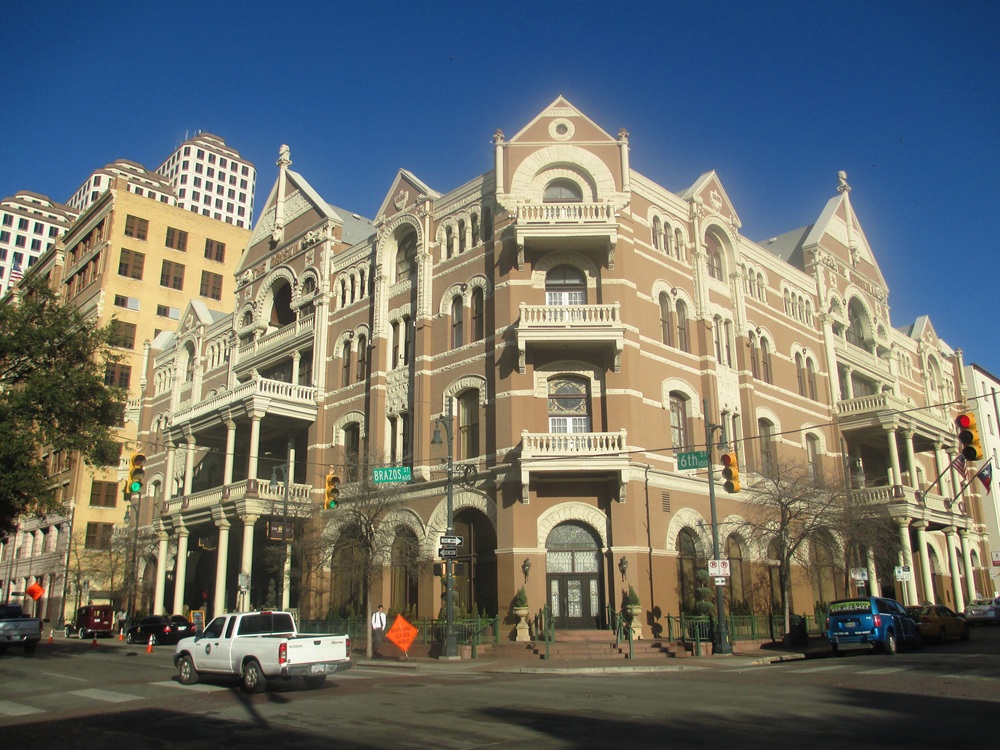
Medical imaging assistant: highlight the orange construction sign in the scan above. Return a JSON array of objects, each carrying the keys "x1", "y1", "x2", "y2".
[{"x1": 385, "y1": 614, "x2": 418, "y2": 655}]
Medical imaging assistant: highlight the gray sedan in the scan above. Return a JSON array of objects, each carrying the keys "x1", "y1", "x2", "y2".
[{"x1": 964, "y1": 597, "x2": 1000, "y2": 625}]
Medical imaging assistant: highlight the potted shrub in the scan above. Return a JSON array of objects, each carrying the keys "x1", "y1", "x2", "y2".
[
  {"x1": 623, "y1": 585, "x2": 644, "y2": 640},
  {"x1": 513, "y1": 587, "x2": 530, "y2": 642}
]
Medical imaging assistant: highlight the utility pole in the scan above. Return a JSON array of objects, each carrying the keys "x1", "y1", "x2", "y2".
[{"x1": 703, "y1": 399, "x2": 732, "y2": 655}]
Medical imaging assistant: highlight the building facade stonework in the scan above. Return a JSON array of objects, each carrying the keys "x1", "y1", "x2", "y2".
[{"x1": 134, "y1": 98, "x2": 992, "y2": 633}]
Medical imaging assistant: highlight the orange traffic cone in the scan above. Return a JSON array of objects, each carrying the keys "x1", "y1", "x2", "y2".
[
  {"x1": 119, "y1": 628, "x2": 124, "y2": 641},
  {"x1": 90, "y1": 634, "x2": 98, "y2": 650},
  {"x1": 146, "y1": 635, "x2": 154, "y2": 654},
  {"x1": 47, "y1": 629, "x2": 54, "y2": 645}
]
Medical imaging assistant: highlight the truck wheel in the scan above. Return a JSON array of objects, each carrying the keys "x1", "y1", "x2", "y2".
[
  {"x1": 882, "y1": 630, "x2": 897, "y2": 655},
  {"x1": 303, "y1": 675, "x2": 327, "y2": 689},
  {"x1": 242, "y1": 659, "x2": 266, "y2": 694},
  {"x1": 177, "y1": 655, "x2": 200, "y2": 685}
]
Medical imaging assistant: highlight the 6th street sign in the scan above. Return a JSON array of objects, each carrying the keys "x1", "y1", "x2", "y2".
[{"x1": 676, "y1": 451, "x2": 709, "y2": 471}]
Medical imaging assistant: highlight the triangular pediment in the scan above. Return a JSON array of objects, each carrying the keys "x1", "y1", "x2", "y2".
[
  {"x1": 802, "y1": 186, "x2": 888, "y2": 292},
  {"x1": 678, "y1": 170, "x2": 742, "y2": 229},
  {"x1": 507, "y1": 96, "x2": 617, "y2": 144},
  {"x1": 374, "y1": 169, "x2": 439, "y2": 224},
  {"x1": 238, "y1": 160, "x2": 344, "y2": 275}
]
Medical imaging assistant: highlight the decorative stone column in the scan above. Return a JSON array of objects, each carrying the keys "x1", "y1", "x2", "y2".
[
  {"x1": 896, "y1": 518, "x2": 918, "y2": 605},
  {"x1": 153, "y1": 527, "x2": 169, "y2": 615},
  {"x1": 912, "y1": 520, "x2": 934, "y2": 604},
  {"x1": 172, "y1": 523, "x2": 189, "y2": 615},
  {"x1": 959, "y1": 529, "x2": 977, "y2": 601},
  {"x1": 213, "y1": 511, "x2": 231, "y2": 618},
  {"x1": 943, "y1": 527, "x2": 964, "y2": 613},
  {"x1": 239, "y1": 514, "x2": 258, "y2": 612}
]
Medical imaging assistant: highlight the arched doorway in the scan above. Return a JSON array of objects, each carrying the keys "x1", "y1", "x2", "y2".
[
  {"x1": 452, "y1": 509, "x2": 497, "y2": 617},
  {"x1": 545, "y1": 521, "x2": 603, "y2": 629}
]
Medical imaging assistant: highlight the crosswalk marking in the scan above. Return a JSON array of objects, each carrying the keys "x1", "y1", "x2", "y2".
[
  {"x1": 794, "y1": 665, "x2": 849, "y2": 673},
  {"x1": 152, "y1": 680, "x2": 229, "y2": 692},
  {"x1": 0, "y1": 700, "x2": 44, "y2": 716},
  {"x1": 857, "y1": 667, "x2": 904, "y2": 675},
  {"x1": 69, "y1": 688, "x2": 141, "y2": 703}
]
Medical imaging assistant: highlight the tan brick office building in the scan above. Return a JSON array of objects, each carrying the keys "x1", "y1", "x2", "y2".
[{"x1": 139, "y1": 98, "x2": 991, "y2": 633}]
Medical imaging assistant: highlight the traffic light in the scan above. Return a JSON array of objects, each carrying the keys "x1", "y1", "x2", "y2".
[
  {"x1": 720, "y1": 451, "x2": 740, "y2": 493},
  {"x1": 127, "y1": 453, "x2": 146, "y2": 495},
  {"x1": 956, "y1": 413, "x2": 984, "y2": 461},
  {"x1": 325, "y1": 473, "x2": 340, "y2": 509}
]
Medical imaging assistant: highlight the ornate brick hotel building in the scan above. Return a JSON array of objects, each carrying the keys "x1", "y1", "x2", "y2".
[{"x1": 136, "y1": 97, "x2": 991, "y2": 632}]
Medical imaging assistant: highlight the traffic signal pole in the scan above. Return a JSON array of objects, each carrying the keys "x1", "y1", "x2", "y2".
[{"x1": 703, "y1": 399, "x2": 732, "y2": 655}]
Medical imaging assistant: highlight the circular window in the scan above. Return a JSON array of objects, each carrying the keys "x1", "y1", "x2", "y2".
[{"x1": 549, "y1": 118, "x2": 575, "y2": 141}]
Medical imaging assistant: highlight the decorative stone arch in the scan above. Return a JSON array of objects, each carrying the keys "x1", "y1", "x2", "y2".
[
  {"x1": 443, "y1": 374, "x2": 489, "y2": 408},
  {"x1": 438, "y1": 283, "x2": 470, "y2": 316},
  {"x1": 755, "y1": 405, "x2": 782, "y2": 437},
  {"x1": 703, "y1": 218, "x2": 739, "y2": 278},
  {"x1": 845, "y1": 291, "x2": 876, "y2": 338},
  {"x1": 532, "y1": 359, "x2": 602, "y2": 400},
  {"x1": 924, "y1": 535, "x2": 946, "y2": 575},
  {"x1": 466, "y1": 273, "x2": 492, "y2": 297},
  {"x1": 536, "y1": 501, "x2": 609, "y2": 550},
  {"x1": 370, "y1": 507, "x2": 428, "y2": 566},
  {"x1": 509, "y1": 145, "x2": 617, "y2": 201},
  {"x1": 665, "y1": 508, "x2": 710, "y2": 557},
  {"x1": 436, "y1": 218, "x2": 458, "y2": 261},
  {"x1": 331, "y1": 410, "x2": 366, "y2": 445},
  {"x1": 293, "y1": 266, "x2": 322, "y2": 308},
  {"x1": 423, "y1": 489, "x2": 497, "y2": 558},
  {"x1": 530, "y1": 251, "x2": 600, "y2": 289},
  {"x1": 660, "y1": 378, "x2": 702, "y2": 419},
  {"x1": 351, "y1": 323, "x2": 371, "y2": 342},
  {"x1": 376, "y1": 214, "x2": 424, "y2": 276},
  {"x1": 800, "y1": 426, "x2": 828, "y2": 455},
  {"x1": 255, "y1": 265, "x2": 298, "y2": 320},
  {"x1": 237, "y1": 301, "x2": 259, "y2": 334}
]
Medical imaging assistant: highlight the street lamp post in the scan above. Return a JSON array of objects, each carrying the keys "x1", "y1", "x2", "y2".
[
  {"x1": 431, "y1": 397, "x2": 458, "y2": 659},
  {"x1": 703, "y1": 399, "x2": 732, "y2": 656},
  {"x1": 123, "y1": 492, "x2": 140, "y2": 627}
]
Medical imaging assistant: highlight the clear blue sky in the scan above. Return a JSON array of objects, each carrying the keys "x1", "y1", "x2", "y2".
[{"x1": 2, "y1": 1, "x2": 997, "y2": 376}]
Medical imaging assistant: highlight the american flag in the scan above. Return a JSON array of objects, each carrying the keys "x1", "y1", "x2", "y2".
[
  {"x1": 951, "y1": 454, "x2": 968, "y2": 479},
  {"x1": 9, "y1": 260, "x2": 23, "y2": 282}
]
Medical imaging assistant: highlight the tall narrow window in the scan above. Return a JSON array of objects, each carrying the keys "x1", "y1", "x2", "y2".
[
  {"x1": 545, "y1": 265, "x2": 586, "y2": 307},
  {"x1": 724, "y1": 320, "x2": 733, "y2": 367},
  {"x1": 713, "y1": 316, "x2": 724, "y2": 362},
  {"x1": 807, "y1": 358, "x2": 818, "y2": 401},
  {"x1": 548, "y1": 376, "x2": 590, "y2": 434},
  {"x1": 806, "y1": 434, "x2": 821, "y2": 484},
  {"x1": 458, "y1": 390, "x2": 480, "y2": 460},
  {"x1": 652, "y1": 216, "x2": 661, "y2": 250},
  {"x1": 760, "y1": 338, "x2": 773, "y2": 384},
  {"x1": 759, "y1": 419, "x2": 775, "y2": 475},
  {"x1": 402, "y1": 315, "x2": 412, "y2": 366},
  {"x1": 391, "y1": 321, "x2": 400, "y2": 368},
  {"x1": 395, "y1": 232, "x2": 417, "y2": 282},
  {"x1": 796, "y1": 353, "x2": 806, "y2": 396},
  {"x1": 670, "y1": 393, "x2": 689, "y2": 450},
  {"x1": 342, "y1": 341, "x2": 352, "y2": 387},
  {"x1": 707, "y1": 246, "x2": 723, "y2": 281},
  {"x1": 659, "y1": 293, "x2": 672, "y2": 346},
  {"x1": 451, "y1": 296, "x2": 464, "y2": 349},
  {"x1": 471, "y1": 288, "x2": 485, "y2": 342},
  {"x1": 749, "y1": 333, "x2": 760, "y2": 379},
  {"x1": 676, "y1": 300, "x2": 689, "y2": 353},
  {"x1": 355, "y1": 335, "x2": 367, "y2": 381}
]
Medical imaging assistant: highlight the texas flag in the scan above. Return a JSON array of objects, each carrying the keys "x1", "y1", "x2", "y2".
[{"x1": 976, "y1": 460, "x2": 993, "y2": 494}]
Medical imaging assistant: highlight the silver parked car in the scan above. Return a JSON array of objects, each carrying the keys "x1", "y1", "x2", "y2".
[{"x1": 963, "y1": 597, "x2": 1000, "y2": 625}]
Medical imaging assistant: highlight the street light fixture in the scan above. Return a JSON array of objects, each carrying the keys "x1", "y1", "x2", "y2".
[
  {"x1": 430, "y1": 397, "x2": 458, "y2": 659},
  {"x1": 522, "y1": 558, "x2": 531, "y2": 583},
  {"x1": 618, "y1": 556, "x2": 629, "y2": 580},
  {"x1": 703, "y1": 398, "x2": 733, "y2": 656}
]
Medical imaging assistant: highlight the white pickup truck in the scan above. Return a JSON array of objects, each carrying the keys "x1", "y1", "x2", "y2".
[
  {"x1": 0, "y1": 604, "x2": 43, "y2": 655},
  {"x1": 173, "y1": 610, "x2": 351, "y2": 693}
]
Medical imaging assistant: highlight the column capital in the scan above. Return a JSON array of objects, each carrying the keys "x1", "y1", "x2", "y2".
[
  {"x1": 942, "y1": 525, "x2": 958, "y2": 538},
  {"x1": 911, "y1": 519, "x2": 929, "y2": 531}
]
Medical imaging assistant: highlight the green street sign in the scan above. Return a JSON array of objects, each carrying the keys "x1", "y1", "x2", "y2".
[
  {"x1": 372, "y1": 466, "x2": 413, "y2": 484},
  {"x1": 676, "y1": 451, "x2": 709, "y2": 471}
]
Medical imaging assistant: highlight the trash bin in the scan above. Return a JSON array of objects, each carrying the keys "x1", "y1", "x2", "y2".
[{"x1": 788, "y1": 615, "x2": 809, "y2": 647}]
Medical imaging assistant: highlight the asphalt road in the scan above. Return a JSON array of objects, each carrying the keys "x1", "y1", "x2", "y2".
[{"x1": 1, "y1": 626, "x2": 998, "y2": 748}]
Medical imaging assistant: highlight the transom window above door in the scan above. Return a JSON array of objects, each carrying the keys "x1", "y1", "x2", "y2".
[
  {"x1": 545, "y1": 265, "x2": 587, "y2": 307},
  {"x1": 543, "y1": 179, "x2": 583, "y2": 203}
]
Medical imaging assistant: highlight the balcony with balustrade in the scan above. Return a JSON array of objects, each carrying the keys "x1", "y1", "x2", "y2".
[
  {"x1": 171, "y1": 375, "x2": 318, "y2": 435},
  {"x1": 837, "y1": 392, "x2": 952, "y2": 436},
  {"x1": 513, "y1": 201, "x2": 619, "y2": 269},
  {"x1": 515, "y1": 302, "x2": 624, "y2": 374},
  {"x1": 158, "y1": 476, "x2": 315, "y2": 525},
  {"x1": 518, "y1": 429, "x2": 630, "y2": 503}
]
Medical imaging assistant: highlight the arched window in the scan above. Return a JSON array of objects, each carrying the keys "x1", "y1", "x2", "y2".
[
  {"x1": 341, "y1": 341, "x2": 352, "y2": 387},
  {"x1": 707, "y1": 247, "x2": 723, "y2": 281},
  {"x1": 652, "y1": 216, "x2": 661, "y2": 250},
  {"x1": 483, "y1": 207, "x2": 493, "y2": 239},
  {"x1": 395, "y1": 231, "x2": 417, "y2": 282},
  {"x1": 659, "y1": 292, "x2": 672, "y2": 346},
  {"x1": 806, "y1": 433, "x2": 821, "y2": 484},
  {"x1": 749, "y1": 333, "x2": 760, "y2": 379},
  {"x1": 269, "y1": 282, "x2": 294, "y2": 328},
  {"x1": 458, "y1": 389, "x2": 480, "y2": 460},
  {"x1": 806, "y1": 358, "x2": 818, "y2": 400},
  {"x1": 760, "y1": 338, "x2": 773, "y2": 384},
  {"x1": 548, "y1": 376, "x2": 590, "y2": 434},
  {"x1": 543, "y1": 179, "x2": 582, "y2": 203},
  {"x1": 723, "y1": 320, "x2": 733, "y2": 367},
  {"x1": 355, "y1": 335, "x2": 367, "y2": 382},
  {"x1": 471, "y1": 287, "x2": 485, "y2": 342},
  {"x1": 445, "y1": 225, "x2": 454, "y2": 259},
  {"x1": 759, "y1": 419, "x2": 776, "y2": 475},
  {"x1": 302, "y1": 276, "x2": 316, "y2": 296},
  {"x1": 458, "y1": 219, "x2": 467, "y2": 254},
  {"x1": 796, "y1": 353, "x2": 806, "y2": 396},
  {"x1": 343, "y1": 423, "x2": 361, "y2": 481},
  {"x1": 390, "y1": 527, "x2": 419, "y2": 615},
  {"x1": 846, "y1": 299, "x2": 868, "y2": 348},
  {"x1": 726, "y1": 535, "x2": 749, "y2": 611},
  {"x1": 675, "y1": 228, "x2": 685, "y2": 261},
  {"x1": 675, "y1": 300, "x2": 689, "y2": 353},
  {"x1": 546, "y1": 265, "x2": 586, "y2": 307},
  {"x1": 451, "y1": 295, "x2": 463, "y2": 349},
  {"x1": 756, "y1": 273, "x2": 766, "y2": 301},
  {"x1": 677, "y1": 528, "x2": 705, "y2": 615},
  {"x1": 470, "y1": 213, "x2": 479, "y2": 246},
  {"x1": 184, "y1": 342, "x2": 196, "y2": 383},
  {"x1": 669, "y1": 392, "x2": 689, "y2": 450}
]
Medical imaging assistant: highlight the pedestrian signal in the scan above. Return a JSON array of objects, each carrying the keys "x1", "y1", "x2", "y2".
[
  {"x1": 325, "y1": 474, "x2": 340, "y2": 509},
  {"x1": 956, "y1": 413, "x2": 983, "y2": 461},
  {"x1": 721, "y1": 451, "x2": 740, "y2": 493},
  {"x1": 128, "y1": 453, "x2": 146, "y2": 495}
]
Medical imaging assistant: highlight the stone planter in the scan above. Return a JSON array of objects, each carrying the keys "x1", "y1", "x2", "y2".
[
  {"x1": 625, "y1": 605, "x2": 644, "y2": 640},
  {"x1": 513, "y1": 606, "x2": 531, "y2": 642}
]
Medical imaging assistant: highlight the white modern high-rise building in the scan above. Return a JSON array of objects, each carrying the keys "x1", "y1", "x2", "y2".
[
  {"x1": 0, "y1": 191, "x2": 77, "y2": 297},
  {"x1": 155, "y1": 132, "x2": 256, "y2": 229}
]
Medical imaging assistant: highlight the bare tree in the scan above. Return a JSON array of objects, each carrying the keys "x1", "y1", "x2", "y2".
[{"x1": 736, "y1": 459, "x2": 849, "y2": 634}]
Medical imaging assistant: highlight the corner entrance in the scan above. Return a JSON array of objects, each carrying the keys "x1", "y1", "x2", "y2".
[{"x1": 545, "y1": 521, "x2": 603, "y2": 629}]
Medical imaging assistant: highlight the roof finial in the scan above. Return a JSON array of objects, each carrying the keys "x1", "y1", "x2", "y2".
[
  {"x1": 277, "y1": 144, "x2": 292, "y2": 169},
  {"x1": 837, "y1": 170, "x2": 851, "y2": 193}
]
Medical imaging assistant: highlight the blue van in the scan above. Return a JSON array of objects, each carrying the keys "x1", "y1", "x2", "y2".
[{"x1": 826, "y1": 597, "x2": 922, "y2": 655}]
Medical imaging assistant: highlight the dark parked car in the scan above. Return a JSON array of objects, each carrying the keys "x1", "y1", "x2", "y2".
[
  {"x1": 826, "y1": 597, "x2": 922, "y2": 655},
  {"x1": 64, "y1": 605, "x2": 115, "y2": 639},
  {"x1": 126, "y1": 615, "x2": 194, "y2": 646}
]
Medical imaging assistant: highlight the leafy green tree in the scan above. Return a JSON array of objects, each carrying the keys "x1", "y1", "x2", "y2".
[{"x1": 0, "y1": 278, "x2": 126, "y2": 532}]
